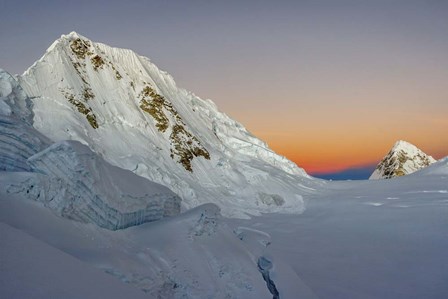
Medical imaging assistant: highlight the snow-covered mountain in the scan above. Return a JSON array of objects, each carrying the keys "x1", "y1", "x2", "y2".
[
  {"x1": 18, "y1": 32, "x2": 320, "y2": 217},
  {"x1": 0, "y1": 68, "x2": 316, "y2": 296},
  {"x1": 2, "y1": 65, "x2": 317, "y2": 298},
  {"x1": 369, "y1": 140, "x2": 436, "y2": 180}
]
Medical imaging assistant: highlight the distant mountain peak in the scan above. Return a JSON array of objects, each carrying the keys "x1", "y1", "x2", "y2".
[
  {"x1": 65, "y1": 31, "x2": 83, "y2": 38},
  {"x1": 369, "y1": 140, "x2": 436, "y2": 180},
  {"x1": 391, "y1": 140, "x2": 417, "y2": 151}
]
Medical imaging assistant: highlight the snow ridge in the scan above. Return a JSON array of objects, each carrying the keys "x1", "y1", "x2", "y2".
[{"x1": 370, "y1": 140, "x2": 436, "y2": 179}]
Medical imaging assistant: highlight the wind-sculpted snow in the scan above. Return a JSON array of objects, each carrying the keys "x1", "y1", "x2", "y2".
[
  {"x1": 18, "y1": 32, "x2": 320, "y2": 217},
  {"x1": 19, "y1": 140, "x2": 181, "y2": 230},
  {"x1": 0, "y1": 69, "x2": 50, "y2": 171}
]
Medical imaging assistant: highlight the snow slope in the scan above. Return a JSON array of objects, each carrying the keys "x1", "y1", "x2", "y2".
[
  {"x1": 0, "y1": 192, "x2": 319, "y2": 298},
  {"x1": 412, "y1": 156, "x2": 448, "y2": 176},
  {"x1": 1, "y1": 158, "x2": 446, "y2": 298},
  {"x1": 18, "y1": 32, "x2": 321, "y2": 217},
  {"x1": 0, "y1": 69, "x2": 181, "y2": 230},
  {"x1": 370, "y1": 140, "x2": 436, "y2": 179},
  {"x1": 0, "y1": 222, "x2": 150, "y2": 299},
  {"x1": 233, "y1": 164, "x2": 448, "y2": 299}
]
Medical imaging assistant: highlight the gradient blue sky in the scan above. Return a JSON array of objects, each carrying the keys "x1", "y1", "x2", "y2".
[{"x1": 1, "y1": 0, "x2": 447, "y2": 179}]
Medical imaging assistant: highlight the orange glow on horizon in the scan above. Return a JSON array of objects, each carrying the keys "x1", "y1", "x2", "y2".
[
  {"x1": 252, "y1": 126, "x2": 448, "y2": 175},
  {"x1": 211, "y1": 53, "x2": 448, "y2": 177}
]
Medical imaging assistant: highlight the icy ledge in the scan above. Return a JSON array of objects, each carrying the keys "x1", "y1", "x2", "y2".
[
  {"x1": 11, "y1": 140, "x2": 182, "y2": 230},
  {"x1": 0, "y1": 69, "x2": 50, "y2": 171}
]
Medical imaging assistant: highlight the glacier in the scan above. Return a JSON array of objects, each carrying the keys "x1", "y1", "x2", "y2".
[
  {"x1": 1, "y1": 69, "x2": 181, "y2": 230},
  {"x1": 25, "y1": 140, "x2": 181, "y2": 230},
  {"x1": 1, "y1": 160, "x2": 447, "y2": 298}
]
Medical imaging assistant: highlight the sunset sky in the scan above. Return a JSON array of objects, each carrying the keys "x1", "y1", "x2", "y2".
[{"x1": 1, "y1": 0, "x2": 447, "y2": 178}]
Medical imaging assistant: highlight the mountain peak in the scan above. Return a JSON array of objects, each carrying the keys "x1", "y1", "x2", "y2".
[
  {"x1": 370, "y1": 140, "x2": 436, "y2": 180},
  {"x1": 58, "y1": 31, "x2": 92, "y2": 44},
  {"x1": 45, "y1": 31, "x2": 84, "y2": 52},
  {"x1": 64, "y1": 31, "x2": 84, "y2": 39},
  {"x1": 391, "y1": 140, "x2": 416, "y2": 151},
  {"x1": 17, "y1": 32, "x2": 313, "y2": 217}
]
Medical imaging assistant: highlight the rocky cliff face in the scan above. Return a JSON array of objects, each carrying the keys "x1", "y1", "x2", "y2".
[{"x1": 370, "y1": 140, "x2": 436, "y2": 179}]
